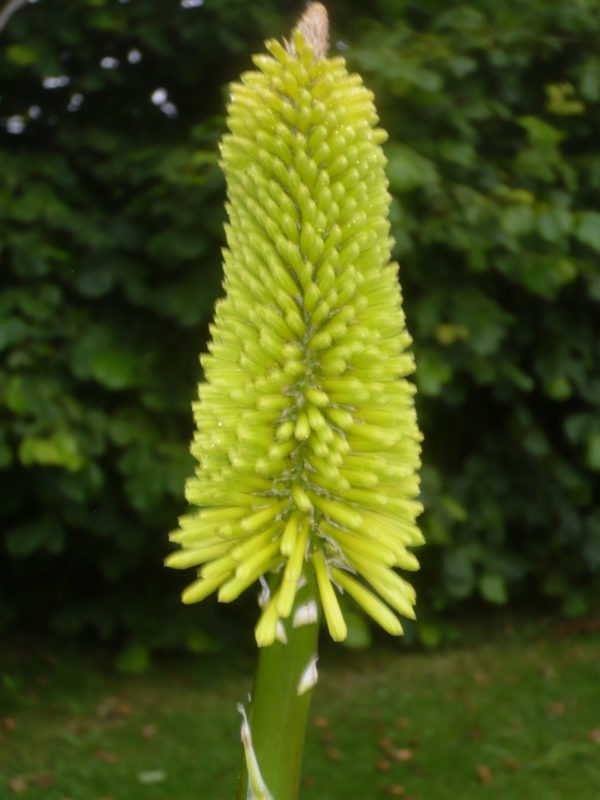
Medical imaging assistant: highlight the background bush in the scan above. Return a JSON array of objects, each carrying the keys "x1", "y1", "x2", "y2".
[{"x1": 1, "y1": 0, "x2": 599, "y2": 649}]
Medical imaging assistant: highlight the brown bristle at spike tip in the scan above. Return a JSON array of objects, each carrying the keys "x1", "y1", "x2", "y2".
[{"x1": 287, "y1": 3, "x2": 329, "y2": 59}]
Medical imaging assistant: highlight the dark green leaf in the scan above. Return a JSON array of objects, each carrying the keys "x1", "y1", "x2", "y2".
[{"x1": 478, "y1": 574, "x2": 508, "y2": 605}]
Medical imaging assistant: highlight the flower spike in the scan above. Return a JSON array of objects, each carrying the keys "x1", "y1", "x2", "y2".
[{"x1": 168, "y1": 17, "x2": 423, "y2": 646}]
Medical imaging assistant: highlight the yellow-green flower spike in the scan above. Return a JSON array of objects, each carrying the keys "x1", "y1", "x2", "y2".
[{"x1": 168, "y1": 4, "x2": 423, "y2": 646}]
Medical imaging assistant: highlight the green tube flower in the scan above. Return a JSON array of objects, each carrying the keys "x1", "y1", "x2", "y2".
[{"x1": 167, "y1": 3, "x2": 423, "y2": 648}]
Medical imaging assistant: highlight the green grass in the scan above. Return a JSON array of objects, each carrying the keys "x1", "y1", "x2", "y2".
[{"x1": 1, "y1": 620, "x2": 599, "y2": 799}]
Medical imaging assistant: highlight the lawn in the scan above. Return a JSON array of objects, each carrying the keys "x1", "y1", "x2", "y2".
[{"x1": 1, "y1": 618, "x2": 599, "y2": 799}]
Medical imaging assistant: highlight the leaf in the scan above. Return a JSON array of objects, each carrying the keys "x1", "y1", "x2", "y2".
[
  {"x1": 394, "y1": 63, "x2": 443, "y2": 92},
  {"x1": 542, "y1": 572, "x2": 570, "y2": 598},
  {"x1": 4, "y1": 376, "x2": 27, "y2": 414},
  {"x1": 5, "y1": 517, "x2": 66, "y2": 558},
  {"x1": 545, "y1": 82, "x2": 584, "y2": 116},
  {"x1": 418, "y1": 622, "x2": 442, "y2": 649},
  {"x1": 448, "y1": 55, "x2": 477, "y2": 78},
  {"x1": 578, "y1": 57, "x2": 600, "y2": 101},
  {"x1": 91, "y1": 349, "x2": 137, "y2": 390},
  {"x1": 478, "y1": 574, "x2": 508, "y2": 605},
  {"x1": 435, "y1": 324, "x2": 469, "y2": 346},
  {"x1": 583, "y1": 516, "x2": 600, "y2": 569},
  {"x1": 475, "y1": 765, "x2": 493, "y2": 784},
  {"x1": 564, "y1": 413, "x2": 594, "y2": 444},
  {"x1": 536, "y1": 207, "x2": 572, "y2": 242},
  {"x1": 544, "y1": 375, "x2": 571, "y2": 400},
  {"x1": 575, "y1": 212, "x2": 600, "y2": 253},
  {"x1": 440, "y1": 495, "x2": 468, "y2": 522},
  {"x1": 114, "y1": 644, "x2": 150, "y2": 674},
  {"x1": 501, "y1": 205, "x2": 534, "y2": 236},
  {"x1": 587, "y1": 276, "x2": 600, "y2": 301},
  {"x1": 416, "y1": 349, "x2": 453, "y2": 396},
  {"x1": 18, "y1": 431, "x2": 83, "y2": 471},
  {"x1": 443, "y1": 550, "x2": 475, "y2": 599},
  {"x1": 435, "y1": 6, "x2": 486, "y2": 32},
  {"x1": 10, "y1": 246, "x2": 50, "y2": 278},
  {"x1": 185, "y1": 629, "x2": 221, "y2": 654},
  {"x1": 385, "y1": 144, "x2": 439, "y2": 192},
  {"x1": 504, "y1": 364, "x2": 535, "y2": 392},
  {"x1": 5, "y1": 45, "x2": 38, "y2": 66},
  {"x1": 0, "y1": 440, "x2": 13, "y2": 468},
  {"x1": 453, "y1": 291, "x2": 512, "y2": 356},
  {"x1": 586, "y1": 432, "x2": 600, "y2": 471},
  {"x1": 75, "y1": 266, "x2": 115, "y2": 298},
  {"x1": 71, "y1": 327, "x2": 138, "y2": 390},
  {"x1": 517, "y1": 116, "x2": 566, "y2": 146},
  {"x1": 561, "y1": 593, "x2": 588, "y2": 617},
  {"x1": 0, "y1": 318, "x2": 29, "y2": 352}
]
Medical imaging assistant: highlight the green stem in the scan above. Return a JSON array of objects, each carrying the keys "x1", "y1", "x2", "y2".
[{"x1": 237, "y1": 574, "x2": 320, "y2": 800}]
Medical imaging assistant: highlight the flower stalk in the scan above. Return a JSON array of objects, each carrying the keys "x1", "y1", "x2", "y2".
[{"x1": 237, "y1": 572, "x2": 319, "y2": 800}]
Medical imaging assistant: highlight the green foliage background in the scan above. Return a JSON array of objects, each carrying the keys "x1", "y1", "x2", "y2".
[{"x1": 1, "y1": 0, "x2": 599, "y2": 648}]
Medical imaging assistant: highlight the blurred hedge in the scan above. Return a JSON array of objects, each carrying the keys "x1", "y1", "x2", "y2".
[{"x1": 1, "y1": 0, "x2": 599, "y2": 648}]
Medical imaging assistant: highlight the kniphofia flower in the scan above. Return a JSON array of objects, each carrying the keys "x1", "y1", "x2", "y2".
[{"x1": 167, "y1": 6, "x2": 423, "y2": 647}]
